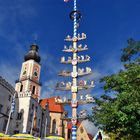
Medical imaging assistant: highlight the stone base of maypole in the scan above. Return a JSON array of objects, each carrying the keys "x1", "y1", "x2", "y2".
[{"x1": 72, "y1": 125, "x2": 77, "y2": 140}]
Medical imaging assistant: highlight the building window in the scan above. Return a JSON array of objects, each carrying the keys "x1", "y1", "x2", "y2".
[
  {"x1": 29, "y1": 113, "x2": 33, "y2": 122},
  {"x1": 35, "y1": 106, "x2": 38, "y2": 112},
  {"x1": 80, "y1": 127, "x2": 84, "y2": 133},
  {"x1": 32, "y1": 104, "x2": 34, "y2": 110},
  {"x1": 16, "y1": 122, "x2": 19, "y2": 128},
  {"x1": 62, "y1": 123, "x2": 65, "y2": 138},
  {"x1": 17, "y1": 112, "x2": 22, "y2": 120},
  {"x1": 3, "y1": 119, "x2": 8, "y2": 131},
  {"x1": 68, "y1": 129, "x2": 71, "y2": 139},
  {"x1": 8, "y1": 95, "x2": 11, "y2": 101},
  {"x1": 20, "y1": 84, "x2": 23, "y2": 92},
  {"x1": 0, "y1": 104, "x2": 3, "y2": 113},
  {"x1": 38, "y1": 119, "x2": 40, "y2": 126},
  {"x1": 32, "y1": 86, "x2": 36, "y2": 94},
  {"x1": 52, "y1": 119, "x2": 56, "y2": 134}
]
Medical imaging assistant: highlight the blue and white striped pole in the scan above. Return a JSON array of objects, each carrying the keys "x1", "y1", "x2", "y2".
[
  {"x1": 72, "y1": 1, "x2": 77, "y2": 140},
  {"x1": 72, "y1": 125, "x2": 77, "y2": 140},
  {"x1": 73, "y1": 0, "x2": 77, "y2": 38},
  {"x1": 11, "y1": 97, "x2": 15, "y2": 113},
  {"x1": 64, "y1": 0, "x2": 78, "y2": 139}
]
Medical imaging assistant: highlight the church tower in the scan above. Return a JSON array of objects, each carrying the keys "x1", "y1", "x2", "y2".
[
  {"x1": 14, "y1": 44, "x2": 43, "y2": 136},
  {"x1": 15, "y1": 44, "x2": 41, "y2": 100}
]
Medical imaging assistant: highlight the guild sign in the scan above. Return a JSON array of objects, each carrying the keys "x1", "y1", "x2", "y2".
[
  {"x1": 72, "y1": 59, "x2": 77, "y2": 65},
  {"x1": 71, "y1": 100, "x2": 78, "y2": 108},
  {"x1": 71, "y1": 117, "x2": 77, "y2": 125},
  {"x1": 71, "y1": 72, "x2": 78, "y2": 78},
  {"x1": 79, "y1": 80, "x2": 84, "y2": 86}
]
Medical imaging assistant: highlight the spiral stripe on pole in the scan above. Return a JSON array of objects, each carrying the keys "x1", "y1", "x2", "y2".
[
  {"x1": 72, "y1": 125, "x2": 77, "y2": 140},
  {"x1": 73, "y1": 0, "x2": 77, "y2": 37}
]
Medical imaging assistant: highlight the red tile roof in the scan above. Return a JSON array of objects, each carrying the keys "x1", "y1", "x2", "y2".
[{"x1": 40, "y1": 96, "x2": 64, "y2": 113}]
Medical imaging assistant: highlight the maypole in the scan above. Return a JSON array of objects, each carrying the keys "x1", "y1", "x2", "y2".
[
  {"x1": 56, "y1": 0, "x2": 95, "y2": 140},
  {"x1": 72, "y1": 0, "x2": 78, "y2": 140}
]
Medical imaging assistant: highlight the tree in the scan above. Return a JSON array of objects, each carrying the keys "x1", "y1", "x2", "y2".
[{"x1": 89, "y1": 39, "x2": 140, "y2": 140}]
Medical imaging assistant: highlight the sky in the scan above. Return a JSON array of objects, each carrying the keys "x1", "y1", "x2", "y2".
[{"x1": 0, "y1": 0, "x2": 140, "y2": 135}]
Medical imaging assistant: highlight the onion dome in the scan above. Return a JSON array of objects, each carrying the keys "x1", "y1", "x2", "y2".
[{"x1": 24, "y1": 44, "x2": 41, "y2": 63}]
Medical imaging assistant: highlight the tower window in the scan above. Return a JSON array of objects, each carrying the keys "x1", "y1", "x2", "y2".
[
  {"x1": 23, "y1": 70, "x2": 26, "y2": 75},
  {"x1": 20, "y1": 85, "x2": 23, "y2": 92},
  {"x1": 32, "y1": 86, "x2": 36, "y2": 94},
  {"x1": 33, "y1": 71, "x2": 38, "y2": 77}
]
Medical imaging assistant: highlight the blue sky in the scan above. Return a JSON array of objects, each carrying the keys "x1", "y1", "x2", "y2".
[
  {"x1": 0, "y1": 0, "x2": 140, "y2": 122},
  {"x1": 1, "y1": 0, "x2": 140, "y2": 135}
]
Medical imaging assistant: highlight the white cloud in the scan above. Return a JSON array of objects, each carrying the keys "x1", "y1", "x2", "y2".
[{"x1": 0, "y1": 63, "x2": 20, "y2": 86}]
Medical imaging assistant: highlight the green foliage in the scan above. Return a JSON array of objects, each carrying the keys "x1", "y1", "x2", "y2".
[{"x1": 89, "y1": 39, "x2": 140, "y2": 140}]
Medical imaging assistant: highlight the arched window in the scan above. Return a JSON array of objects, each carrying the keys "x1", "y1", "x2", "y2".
[
  {"x1": 20, "y1": 84, "x2": 23, "y2": 92},
  {"x1": 32, "y1": 86, "x2": 36, "y2": 94},
  {"x1": 52, "y1": 119, "x2": 56, "y2": 134}
]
